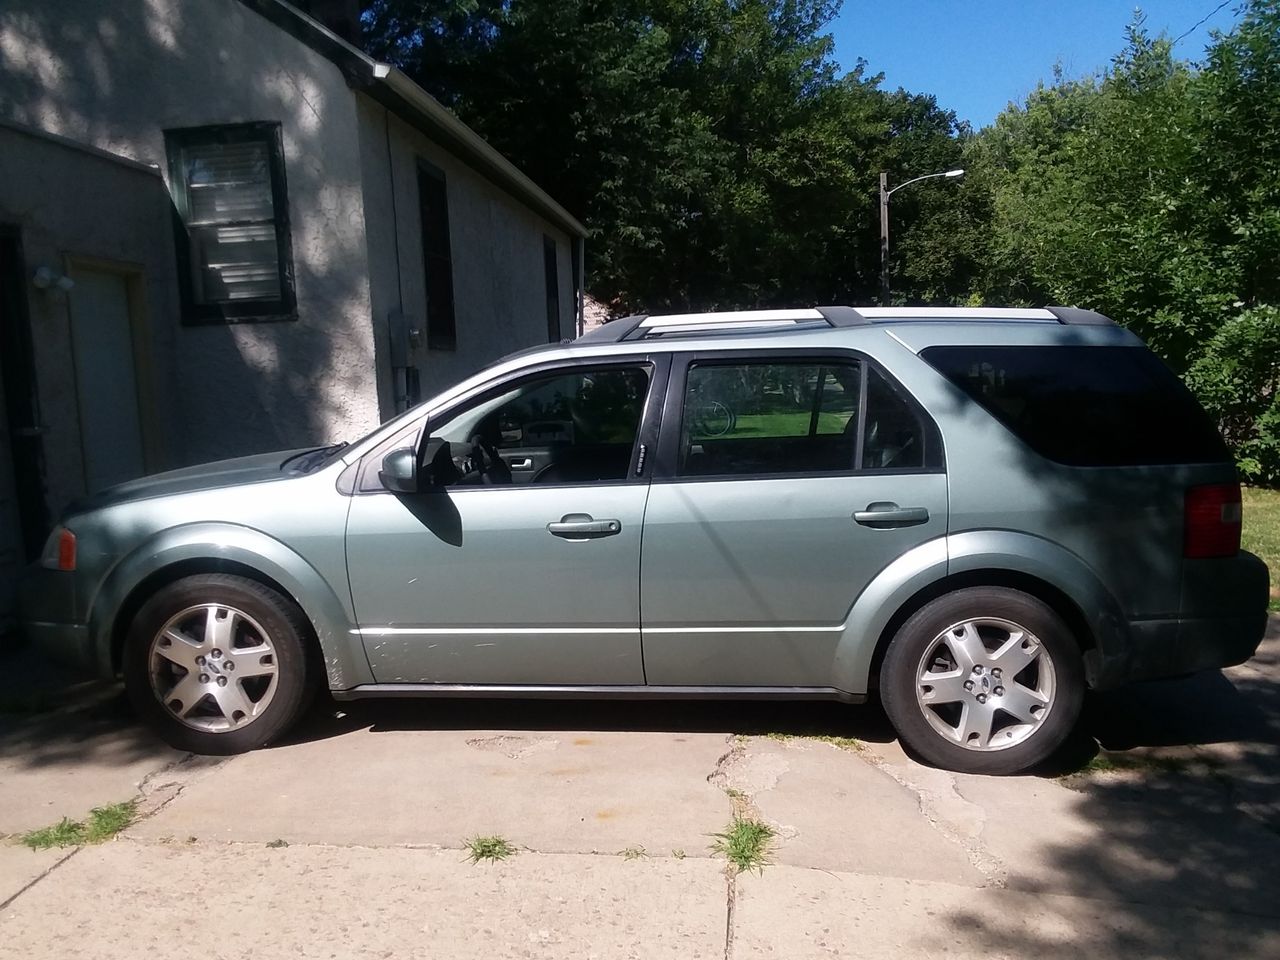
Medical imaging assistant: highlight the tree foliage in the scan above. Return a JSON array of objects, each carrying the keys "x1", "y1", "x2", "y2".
[
  {"x1": 968, "y1": 1, "x2": 1280, "y2": 480},
  {"x1": 363, "y1": 0, "x2": 1280, "y2": 480},
  {"x1": 362, "y1": 0, "x2": 969, "y2": 311}
]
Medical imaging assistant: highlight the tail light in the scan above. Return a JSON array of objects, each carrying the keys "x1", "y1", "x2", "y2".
[
  {"x1": 39, "y1": 526, "x2": 77, "y2": 571},
  {"x1": 1184, "y1": 483, "x2": 1242, "y2": 559}
]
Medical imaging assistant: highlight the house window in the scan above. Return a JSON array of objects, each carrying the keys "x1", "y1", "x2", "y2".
[
  {"x1": 543, "y1": 236, "x2": 560, "y2": 342},
  {"x1": 164, "y1": 122, "x2": 295, "y2": 323},
  {"x1": 418, "y1": 162, "x2": 456, "y2": 350}
]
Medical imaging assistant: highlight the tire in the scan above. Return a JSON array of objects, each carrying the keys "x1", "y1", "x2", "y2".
[
  {"x1": 880, "y1": 587, "x2": 1084, "y2": 775},
  {"x1": 123, "y1": 574, "x2": 316, "y2": 755}
]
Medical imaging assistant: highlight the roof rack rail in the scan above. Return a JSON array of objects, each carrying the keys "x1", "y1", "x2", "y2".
[{"x1": 572, "y1": 304, "x2": 1113, "y2": 344}]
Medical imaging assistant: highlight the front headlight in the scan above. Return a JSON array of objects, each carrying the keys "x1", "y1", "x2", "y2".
[{"x1": 39, "y1": 526, "x2": 77, "y2": 571}]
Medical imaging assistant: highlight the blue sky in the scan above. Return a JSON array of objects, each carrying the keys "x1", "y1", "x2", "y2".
[{"x1": 830, "y1": 1, "x2": 1243, "y2": 129}]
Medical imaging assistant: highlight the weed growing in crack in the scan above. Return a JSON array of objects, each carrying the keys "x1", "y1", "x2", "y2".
[
  {"x1": 619, "y1": 845, "x2": 648, "y2": 860},
  {"x1": 21, "y1": 801, "x2": 138, "y2": 850},
  {"x1": 710, "y1": 817, "x2": 774, "y2": 874},
  {"x1": 465, "y1": 835, "x2": 516, "y2": 864}
]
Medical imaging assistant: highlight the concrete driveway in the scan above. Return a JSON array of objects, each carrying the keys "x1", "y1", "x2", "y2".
[{"x1": 2, "y1": 620, "x2": 1278, "y2": 959}]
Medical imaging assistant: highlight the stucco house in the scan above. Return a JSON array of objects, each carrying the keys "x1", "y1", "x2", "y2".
[{"x1": 0, "y1": 0, "x2": 588, "y2": 630}]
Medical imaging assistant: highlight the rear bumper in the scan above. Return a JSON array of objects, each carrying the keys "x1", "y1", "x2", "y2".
[
  {"x1": 1089, "y1": 551, "x2": 1270, "y2": 689},
  {"x1": 1090, "y1": 613, "x2": 1267, "y2": 689}
]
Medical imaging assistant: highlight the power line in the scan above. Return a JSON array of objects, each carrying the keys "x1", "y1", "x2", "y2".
[{"x1": 1172, "y1": 0, "x2": 1234, "y2": 46}]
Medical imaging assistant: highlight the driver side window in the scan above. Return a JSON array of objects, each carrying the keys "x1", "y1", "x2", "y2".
[{"x1": 431, "y1": 365, "x2": 651, "y2": 486}]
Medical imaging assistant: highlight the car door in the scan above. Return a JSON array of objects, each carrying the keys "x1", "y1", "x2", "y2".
[
  {"x1": 345, "y1": 356, "x2": 667, "y2": 685},
  {"x1": 639, "y1": 350, "x2": 947, "y2": 687}
]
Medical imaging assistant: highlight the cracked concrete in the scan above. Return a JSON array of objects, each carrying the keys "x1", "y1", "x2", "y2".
[{"x1": 2, "y1": 624, "x2": 1277, "y2": 958}]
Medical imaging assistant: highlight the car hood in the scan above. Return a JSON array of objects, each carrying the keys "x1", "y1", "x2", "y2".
[{"x1": 65, "y1": 448, "x2": 314, "y2": 515}]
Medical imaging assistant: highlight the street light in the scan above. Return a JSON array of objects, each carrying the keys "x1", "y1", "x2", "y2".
[{"x1": 879, "y1": 168, "x2": 964, "y2": 305}]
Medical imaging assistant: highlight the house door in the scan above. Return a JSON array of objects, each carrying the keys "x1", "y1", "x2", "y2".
[
  {"x1": 0, "y1": 363, "x2": 21, "y2": 634},
  {"x1": 0, "y1": 230, "x2": 43, "y2": 634},
  {"x1": 67, "y1": 266, "x2": 147, "y2": 493}
]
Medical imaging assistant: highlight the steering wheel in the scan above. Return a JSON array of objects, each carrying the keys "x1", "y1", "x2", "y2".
[{"x1": 467, "y1": 433, "x2": 512, "y2": 485}]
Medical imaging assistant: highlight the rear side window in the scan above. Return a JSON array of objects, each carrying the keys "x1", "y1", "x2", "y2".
[
  {"x1": 921, "y1": 345, "x2": 1228, "y2": 467},
  {"x1": 676, "y1": 359, "x2": 942, "y2": 478},
  {"x1": 681, "y1": 361, "x2": 861, "y2": 476}
]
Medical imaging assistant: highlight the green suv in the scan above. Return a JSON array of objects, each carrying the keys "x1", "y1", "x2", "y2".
[{"x1": 22, "y1": 306, "x2": 1270, "y2": 774}]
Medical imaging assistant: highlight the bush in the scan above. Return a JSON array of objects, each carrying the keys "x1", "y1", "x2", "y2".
[{"x1": 1185, "y1": 306, "x2": 1280, "y2": 485}]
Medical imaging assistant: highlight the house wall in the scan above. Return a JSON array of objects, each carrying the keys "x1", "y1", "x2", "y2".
[
  {"x1": 0, "y1": 124, "x2": 180, "y2": 517},
  {"x1": 0, "y1": 0, "x2": 381, "y2": 469},
  {"x1": 356, "y1": 97, "x2": 576, "y2": 411}
]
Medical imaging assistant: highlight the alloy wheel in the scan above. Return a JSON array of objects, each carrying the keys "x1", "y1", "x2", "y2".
[
  {"x1": 148, "y1": 603, "x2": 280, "y2": 733},
  {"x1": 914, "y1": 617, "x2": 1056, "y2": 752}
]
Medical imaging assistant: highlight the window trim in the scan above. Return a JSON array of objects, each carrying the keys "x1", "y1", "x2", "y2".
[
  {"x1": 652, "y1": 348, "x2": 945, "y2": 483},
  {"x1": 351, "y1": 355, "x2": 671, "y2": 494},
  {"x1": 164, "y1": 122, "x2": 296, "y2": 324},
  {"x1": 417, "y1": 158, "x2": 457, "y2": 351}
]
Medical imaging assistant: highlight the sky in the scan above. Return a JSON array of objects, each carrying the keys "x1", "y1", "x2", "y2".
[{"x1": 831, "y1": 1, "x2": 1244, "y2": 129}]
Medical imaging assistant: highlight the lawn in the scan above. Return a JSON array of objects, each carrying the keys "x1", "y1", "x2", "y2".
[{"x1": 1242, "y1": 487, "x2": 1280, "y2": 609}]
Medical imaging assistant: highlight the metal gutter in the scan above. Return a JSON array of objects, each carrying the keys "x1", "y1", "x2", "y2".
[{"x1": 238, "y1": 0, "x2": 586, "y2": 239}]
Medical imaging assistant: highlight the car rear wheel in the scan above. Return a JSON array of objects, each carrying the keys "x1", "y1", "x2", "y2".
[
  {"x1": 123, "y1": 574, "x2": 315, "y2": 755},
  {"x1": 880, "y1": 587, "x2": 1084, "y2": 775}
]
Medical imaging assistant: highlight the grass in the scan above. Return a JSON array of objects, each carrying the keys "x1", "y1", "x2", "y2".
[
  {"x1": 710, "y1": 817, "x2": 775, "y2": 874},
  {"x1": 465, "y1": 835, "x2": 516, "y2": 864},
  {"x1": 1242, "y1": 486, "x2": 1280, "y2": 610},
  {"x1": 724, "y1": 787, "x2": 747, "y2": 802},
  {"x1": 762, "y1": 732, "x2": 865, "y2": 752},
  {"x1": 672, "y1": 848, "x2": 686, "y2": 860},
  {"x1": 619, "y1": 845, "x2": 648, "y2": 860},
  {"x1": 1063, "y1": 750, "x2": 1196, "y2": 779},
  {"x1": 266, "y1": 838, "x2": 289, "y2": 848},
  {"x1": 21, "y1": 801, "x2": 137, "y2": 850}
]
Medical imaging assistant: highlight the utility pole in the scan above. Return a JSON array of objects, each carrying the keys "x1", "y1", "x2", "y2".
[{"x1": 879, "y1": 172, "x2": 890, "y2": 306}]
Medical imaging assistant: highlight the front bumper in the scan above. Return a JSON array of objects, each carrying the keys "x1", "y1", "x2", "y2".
[
  {"x1": 21, "y1": 620, "x2": 96, "y2": 673},
  {"x1": 19, "y1": 564, "x2": 100, "y2": 676}
]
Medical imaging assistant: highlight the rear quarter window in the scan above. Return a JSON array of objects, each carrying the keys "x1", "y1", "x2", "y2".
[{"x1": 920, "y1": 345, "x2": 1228, "y2": 467}]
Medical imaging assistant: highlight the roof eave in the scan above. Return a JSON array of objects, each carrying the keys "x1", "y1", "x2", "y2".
[{"x1": 238, "y1": 0, "x2": 586, "y2": 239}]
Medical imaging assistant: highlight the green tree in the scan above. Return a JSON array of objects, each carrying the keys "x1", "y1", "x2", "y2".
[{"x1": 362, "y1": 0, "x2": 973, "y2": 312}]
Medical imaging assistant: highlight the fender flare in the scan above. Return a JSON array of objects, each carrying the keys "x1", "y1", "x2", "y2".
[
  {"x1": 831, "y1": 530, "x2": 1128, "y2": 694},
  {"x1": 87, "y1": 522, "x2": 374, "y2": 689}
]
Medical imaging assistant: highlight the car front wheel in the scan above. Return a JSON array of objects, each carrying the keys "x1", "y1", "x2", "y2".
[
  {"x1": 880, "y1": 586, "x2": 1084, "y2": 775},
  {"x1": 123, "y1": 574, "x2": 315, "y2": 755}
]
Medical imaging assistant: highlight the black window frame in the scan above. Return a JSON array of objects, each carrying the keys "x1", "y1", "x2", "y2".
[
  {"x1": 164, "y1": 122, "x2": 296, "y2": 324},
  {"x1": 652, "y1": 349, "x2": 944, "y2": 482},
  {"x1": 417, "y1": 159, "x2": 457, "y2": 351},
  {"x1": 352, "y1": 355, "x2": 672, "y2": 494}
]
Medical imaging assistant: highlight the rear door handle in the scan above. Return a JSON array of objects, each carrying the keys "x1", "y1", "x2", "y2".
[
  {"x1": 853, "y1": 502, "x2": 930, "y2": 528},
  {"x1": 547, "y1": 514, "x2": 623, "y2": 539},
  {"x1": 506, "y1": 457, "x2": 534, "y2": 471}
]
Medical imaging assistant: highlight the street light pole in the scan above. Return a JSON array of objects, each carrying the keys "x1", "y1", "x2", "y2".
[
  {"x1": 879, "y1": 172, "x2": 890, "y2": 307},
  {"x1": 878, "y1": 168, "x2": 965, "y2": 306}
]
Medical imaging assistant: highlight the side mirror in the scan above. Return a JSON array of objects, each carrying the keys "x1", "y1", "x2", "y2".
[{"x1": 378, "y1": 447, "x2": 418, "y2": 494}]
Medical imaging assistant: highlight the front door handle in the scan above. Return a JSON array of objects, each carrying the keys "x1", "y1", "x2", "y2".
[
  {"x1": 853, "y1": 502, "x2": 930, "y2": 528},
  {"x1": 547, "y1": 513, "x2": 622, "y2": 539}
]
